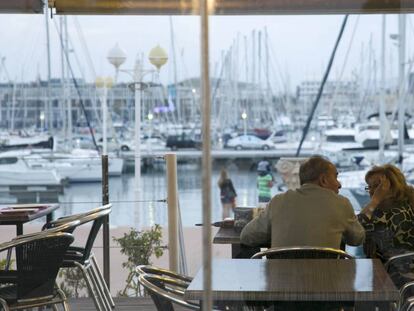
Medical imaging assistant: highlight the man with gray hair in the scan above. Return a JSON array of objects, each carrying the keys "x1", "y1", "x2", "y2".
[{"x1": 240, "y1": 156, "x2": 364, "y2": 249}]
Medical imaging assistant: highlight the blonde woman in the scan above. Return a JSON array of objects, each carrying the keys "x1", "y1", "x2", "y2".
[
  {"x1": 218, "y1": 168, "x2": 237, "y2": 219},
  {"x1": 359, "y1": 164, "x2": 414, "y2": 262}
]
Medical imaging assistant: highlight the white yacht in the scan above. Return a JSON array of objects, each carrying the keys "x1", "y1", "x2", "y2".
[
  {"x1": 354, "y1": 121, "x2": 414, "y2": 148},
  {"x1": 0, "y1": 150, "x2": 62, "y2": 186},
  {"x1": 24, "y1": 148, "x2": 124, "y2": 183}
]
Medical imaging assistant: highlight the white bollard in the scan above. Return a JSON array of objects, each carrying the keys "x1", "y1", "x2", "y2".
[{"x1": 165, "y1": 153, "x2": 179, "y2": 272}]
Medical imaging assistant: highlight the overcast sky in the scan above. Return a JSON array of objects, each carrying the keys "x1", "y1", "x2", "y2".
[{"x1": 0, "y1": 13, "x2": 411, "y2": 92}]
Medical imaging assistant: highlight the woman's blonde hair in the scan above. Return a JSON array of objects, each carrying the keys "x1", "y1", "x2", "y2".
[
  {"x1": 365, "y1": 164, "x2": 414, "y2": 208},
  {"x1": 218, "y1": 168, "x2": 228, "y2": 187}
]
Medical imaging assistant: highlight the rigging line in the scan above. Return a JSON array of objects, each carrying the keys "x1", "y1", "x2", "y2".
[
  {"x1": 73, "y1": 16, "x2": 97, "y2": 79},
  {"x1": 53, "y1": 19, "x2": 100, "y2": 153},
  {"x1": 53, "y1": 19, "x2": 87, "y2": 83},
  {"x1": 0, "y1": 199, "x2": 166, "y2": 205},
  {"x1": 328, "y1": 15, "x2": 360, "y2": 114},
  {"x1": 296, "y1": 15, "x2": 349, "y2": 157}
]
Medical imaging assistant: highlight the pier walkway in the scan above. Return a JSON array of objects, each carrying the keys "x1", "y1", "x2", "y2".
[{"x1": 122, "y1": 147, "x2": 315, "y2": 161}]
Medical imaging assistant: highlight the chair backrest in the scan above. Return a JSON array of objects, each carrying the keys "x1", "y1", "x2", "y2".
[
  {"x1": 384, "y1": 252, "x2": 414, "y2": 289},
  {"x1": 251, "y1": 246, "x2": 354, "y2": 259},
  {"x1": 43, "y1": 204, "x2": 112, "y2": 229},
  {"x1": 12, "y1": 232, "x2": 74, "y2": 299},
  {"x1": 45, "y1": 206, "x2": 111, "y2": 262},
  {"x1": 138, "y1": 274, "x2": 199, "y2": 311},
  {"x1": 16, "y1": 219, "x2": 81, "y2": 240},
  {"x1": 136, "y1": 265, "x2": 192, "y2": 284},
  {"x1": 398, "y1": 281, "x2": 414, "y2": 310},
  {"x1": 79, "y1": 208, "x2": 111, "y2": 262}
]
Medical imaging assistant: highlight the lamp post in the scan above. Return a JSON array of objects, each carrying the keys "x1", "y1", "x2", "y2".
[
  {"x1": 241, "y1": 111, "x2": 247, "y2": 136},
  {"x1": 40, "y1": 111, "x2": 45, "y2": 131},
  {"x1": 107, "y1": 44, "x2": 167, "y2": 214},
  {"x1": 147, "y1": 112, "x2": 154, "y2": 152},
  {"x1": 95, "y1": 77, "x2": 113, "y2": 155}
]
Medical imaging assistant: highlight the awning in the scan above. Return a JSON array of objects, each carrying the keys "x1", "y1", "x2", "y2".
[
  {"x1": 0, "y1": 0, "x2": 43, "y2": 14},
  {"x1": 51, "y1": 0, "x2": 414, "y2": 15}
]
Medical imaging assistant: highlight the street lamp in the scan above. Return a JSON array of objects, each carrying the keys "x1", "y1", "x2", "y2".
[
  {"x1": 147, "y1": 112, "x2": 154, "y2": 152},
  {"x1": 39, "y1": 111, "x2": 45, "y2": 131},
  {"x1": 107, "y1": 43, "x2": 127, "y2": 82},
  {"x1": 241, "y1": 111, "x2": 247, "y2": 136},
  {"x1": 107, "y1": 44, "x2": 168, "y2": 213},
  {"x1": 95, "y1": 77, "x2": 113, "y2": 155}
]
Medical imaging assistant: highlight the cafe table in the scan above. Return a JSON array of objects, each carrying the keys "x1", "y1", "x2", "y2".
[
  {"x1": 0, "y1": 204, "x2": 59, "y2": 235},
  {"x1": 213, "y1": 227, "x2": 266, "y2": 258},
  {"x1": 185, "y1": 258, "x2": 399, "y2": 310}
]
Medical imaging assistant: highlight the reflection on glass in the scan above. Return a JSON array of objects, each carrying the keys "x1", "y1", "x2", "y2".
[{"x1": 354, "y1": 259, "x2": 373, "y2": 290}]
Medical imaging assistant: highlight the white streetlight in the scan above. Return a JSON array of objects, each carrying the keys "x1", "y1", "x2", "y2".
[
  {"x1": 96, "y1": 77, "x2": 113, "y2": 155},
  {"x1": 147, "y1": 113, "x2": 154, "y2": 152},
  {"x1": 39, "y1": 111, "x2": 45, "y2": 131},
  {"x1": 107, "y1": 43, "x2": 127, "y2": 82},
  {"x1": 107, "y1": 44, "x2": 168, "y2": 214},
  {"x1": 241, "y1": 111, "x2": 247, "y2": 136}
]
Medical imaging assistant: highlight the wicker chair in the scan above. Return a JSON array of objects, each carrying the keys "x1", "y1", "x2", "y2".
[
  {"x1": 383, "y1": 252, "x2": 414, "y2": 310},
  {"x1": 136, "y1": 265, "x2": 231, "y2": 311},
  {"x1": 45, "y1": 205, "x2": 113, "y2": 311},
  {"x1": 251, "y1": 246, "x2": 354, "y2": 259},
  {"x1": 0, "y1": 232, "x2": 74, "y2": 311},
  {"x1": 138, "y1": 273, "x2": 200, "y2": 311}
]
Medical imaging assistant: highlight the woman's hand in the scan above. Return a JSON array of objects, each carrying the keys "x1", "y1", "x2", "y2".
[
  {"x1": 371, "y1": 176, "x2": 390, "y2": 206},
  {"x1": 362, "y1": 176, "x2": 390, "y2": 219}
]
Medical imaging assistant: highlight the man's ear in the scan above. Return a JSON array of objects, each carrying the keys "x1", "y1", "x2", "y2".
[{"x1": 318, "y1": 174, "x2": 326, "y2": 187}]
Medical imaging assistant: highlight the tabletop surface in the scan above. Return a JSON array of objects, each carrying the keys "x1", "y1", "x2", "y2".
[
  {"x1": 185, "y1": 259, "x2": 399, "y2": 302},
  {"x1": 213, "y1": 227, "x2": 241, "y2": 244},
  {"x1": 0, "y1": 204, "x2": 59, "y2": 224}
]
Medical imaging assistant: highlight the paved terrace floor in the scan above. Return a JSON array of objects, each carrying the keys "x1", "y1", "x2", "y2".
[{"x1": 69, "y1": 297, "x2": 187, "y2": 310}]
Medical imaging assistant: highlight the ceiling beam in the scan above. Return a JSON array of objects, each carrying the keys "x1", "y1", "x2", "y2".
[
  {"x1": 0, "y1": 0, "x2": 43, "y2": 14},
  {"x1": 52, "y1": 0, "x2": 414, "y2": 15}
]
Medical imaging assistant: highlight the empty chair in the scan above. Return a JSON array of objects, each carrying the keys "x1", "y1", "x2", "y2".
[
  {"x1": 396, "y1": 281, "x2": 414, "y2": 310},
  {"x1": 384, "y1": 252, "x2": 414, "y2": 289},
  {"x1": 46, "y1": 205, "x2": 113, "y2": 311},
  {"x1": 0, "y1": 232, "x2": 74, "y2": 311},
  {"x1": 138, "y1": 273, "x2": 200, "y2": 311},
  {"x1": 136, "y1": 265, "x2": 192, "y2": 283},
  {"x1": 251, "y1": 246, "x2": 354, "y2": 259},
  {"x1": 136, "y1": 265, "x2": 229, "y2": 311}
]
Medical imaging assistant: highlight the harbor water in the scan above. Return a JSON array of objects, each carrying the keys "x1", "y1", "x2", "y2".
[{"x1": 47, "y1": 164, "x2": 370, "y2": 228}]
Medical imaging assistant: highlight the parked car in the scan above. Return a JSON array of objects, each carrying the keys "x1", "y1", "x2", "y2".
[
  {"x1": 97, "y1": 137, "x2": 133, "y2": 152},
  {"x1": 226, "y1": 135, "x2": 275, "y2": 150},
  {"x1": 140, "y1": 137, "x2": 167, "y2": 152},
  {"x1": 166, "y1": 133, "x2": 201, "y2": 150}
]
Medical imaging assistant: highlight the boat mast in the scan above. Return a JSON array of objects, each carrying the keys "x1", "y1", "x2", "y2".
[
  {"x1": 398, "y1": 14, "x2": 406, "y2": 166},
  {"x1": 60, "y1": 16, "x2": 66, "y2": 138},
  {"x1": 169, "y1": 17, "x2": 180, "y2": 124},
  {"x1": 379, "y1": 15, "x2": 386, "y2": 163},
  {"x1": 44, "y1": 0, "x2": 53, "y2": 132}
]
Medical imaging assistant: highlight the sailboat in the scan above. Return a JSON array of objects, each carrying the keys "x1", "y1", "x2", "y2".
[{"x1": 22, "y1": 148, "x2": 123, "y2": 183}]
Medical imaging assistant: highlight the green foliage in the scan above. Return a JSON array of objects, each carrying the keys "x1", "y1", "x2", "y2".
[
  {"x1": 58, "y1": 268, "x2": 87, "y2": 298},
  {"x1": 113, "y1": 224, "x2": 164, "y2": 297},
  {"x1": 0, "y1": 259, "x2": 11, "y2": 270}
]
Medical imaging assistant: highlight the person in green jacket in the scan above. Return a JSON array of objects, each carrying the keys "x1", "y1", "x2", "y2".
[{"x1": 257, "y1": 161, "x2": 273, "y2": 203}]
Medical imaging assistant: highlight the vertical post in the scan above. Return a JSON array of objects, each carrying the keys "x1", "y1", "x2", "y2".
[
  {"x1": 200, "y1": 0, "x2": 212, "y2": 309},
  {"x1": 379, "y1": 15, "x2": 386, "y2": 163},
  {"x1": 398, "y1": 14, "x2": 406, "y2": 165},
  {"x1": 134, "y1": 59, "x2": 142, "y2": 214},
  {"x1": 101, "y1": 154, "x2": 110, "y2": 288},
  {"x1": 44, "y1": 1, "x2": 53, "y2": 131},
  {"x1": 102, "y1": 86, "x2": 108, "y2": 155},
  {"x1": 165, "y1": 153, "x2": 179, "y2": 272}
]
